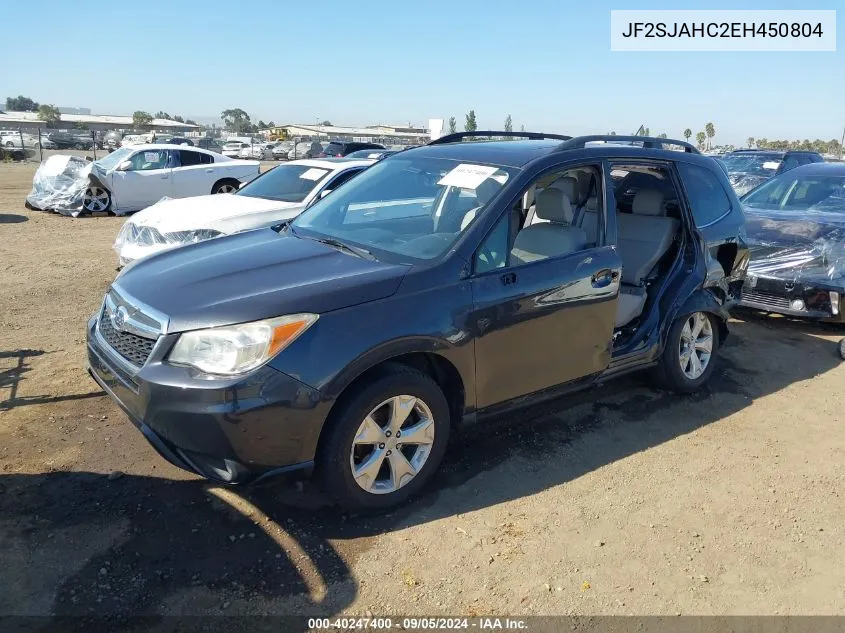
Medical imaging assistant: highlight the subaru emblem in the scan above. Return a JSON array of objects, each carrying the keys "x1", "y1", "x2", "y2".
[{"x1": 111, "y1": 306, "x2": 128, "y2": 331}]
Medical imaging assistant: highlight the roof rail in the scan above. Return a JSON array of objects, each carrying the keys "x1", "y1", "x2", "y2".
[
  {"x1": 428, "y1": 131, "x2": 573, "y2": 146},
  {"x1": 558, "y1": 135, "x2": 700, "y2": 154}
]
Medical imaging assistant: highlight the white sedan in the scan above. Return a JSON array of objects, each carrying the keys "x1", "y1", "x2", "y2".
[
  {"x1": 114, "y1": 158, "x2": 374, "y2": 266},
  {"x1": 238, "y1": 142, "x2": 275, "y2": 160},
  {"x1": 81, "y1": 144, "x2": 261, "y2": 215}
]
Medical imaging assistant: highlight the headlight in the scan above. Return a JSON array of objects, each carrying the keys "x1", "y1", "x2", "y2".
[{"x1": 168, "y1": 313, "x2": 318, "y2": 375}]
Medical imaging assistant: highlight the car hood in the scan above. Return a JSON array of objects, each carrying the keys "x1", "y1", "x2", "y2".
[
  {"x1": 742, "y1": 205, "x2": 845, "y2": 282},
  {"x1": 128, "y1": 194, "x2": 304, "y2": 233},
  {"x1": 115, "y1": 229, "x2": 410, "y2": 332}
]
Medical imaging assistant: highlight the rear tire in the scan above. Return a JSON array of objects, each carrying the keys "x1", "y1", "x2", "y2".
[
  {"x1": 211, "y1": 179, "x2": 239, "y2": 194},
  {"x1": 651, "y1": 311, "x2": 720, "y2": 393},
  {"x1": 317, "y1": 364, "x2": 451, "y2": 512}
]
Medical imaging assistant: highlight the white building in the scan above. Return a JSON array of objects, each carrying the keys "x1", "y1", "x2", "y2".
[{"x1": 0, "y1": 111, "x2": 199, "y2": 133}]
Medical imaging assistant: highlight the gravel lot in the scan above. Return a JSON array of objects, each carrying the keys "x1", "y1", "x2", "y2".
[{"x1": 1, "y1": 160, "x2": 844, "y2": 624}]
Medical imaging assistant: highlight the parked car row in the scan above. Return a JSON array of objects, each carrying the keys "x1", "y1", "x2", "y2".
[{"x1": 18, "y1": 129, "x2": 836, "y2": 512}]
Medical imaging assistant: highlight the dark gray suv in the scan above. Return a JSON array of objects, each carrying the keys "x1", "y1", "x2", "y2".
[{"x1": 87, "y1": 132, "x2": 748, "y2": 511}]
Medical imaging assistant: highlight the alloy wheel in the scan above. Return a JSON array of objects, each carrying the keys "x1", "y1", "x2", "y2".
[
  {"x1": 678, "y1": 312, "x2": 713, "y2": 380},
  {"x1": 215, "y1": 183, "x2": 237, "y2": 194},
  {"x1": 82, "y1": 187, "x2": 110, "y2": 212},
  {"x1": 349, "y1": 395, "x2": 436, "y2": 495}
]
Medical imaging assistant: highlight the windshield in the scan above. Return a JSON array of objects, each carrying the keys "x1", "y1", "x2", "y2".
[
  {"x1": 721, "y1": 153, "x2": 783, "y2": 176},
  {"x1": 94, "y1": 147, "x2": 133, "y2": 171},
  {"x1": 291, "y1": 155, "x2": 515, "y2": 261},
  {"x1": 236, "y1": 163, "x2": 332, "y2": 202},
  {"x1": 743, "y1": 173, "x2": 845, "y2": 212}
]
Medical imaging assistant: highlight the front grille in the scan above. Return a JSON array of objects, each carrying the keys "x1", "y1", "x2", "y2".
[
  {"x1": 98, "y1": 312, "x2": 156, "y2": 366},
  {"x1": 741, "y1": 289, "x2": 792, "y2": 310}
]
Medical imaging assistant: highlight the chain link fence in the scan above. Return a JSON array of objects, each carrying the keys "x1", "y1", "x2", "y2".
[{"x1": 0, "y1": 127, "x2": 103, "y2": 163}]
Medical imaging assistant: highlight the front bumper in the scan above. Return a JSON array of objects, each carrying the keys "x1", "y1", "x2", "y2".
[
  {"x1": 86, "y1": 315, "x2": 330, "y2": 484},
  {"x1": 739, "y1": 273, "x2": 843, "y2": 321}
]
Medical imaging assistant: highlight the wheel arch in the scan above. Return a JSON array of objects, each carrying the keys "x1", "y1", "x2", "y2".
[
  {"x1": 673, "y1": 288, "x2": 730, "y2": 343},
  {"x1": 211, "y1": 177, "x2": 240, "y2": 194},
  {"x1": 322, "y1": 346, "x2": 469, "y2": 432}
]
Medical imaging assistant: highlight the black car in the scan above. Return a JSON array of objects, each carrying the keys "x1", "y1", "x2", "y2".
[
  {"x1": 194, "y1": 137, "x2": 224, "y2": 152},
  {"x1": 319, "y1": 140, "x2": 385, "y2": 157},
  {"x1": 721, "y1": 149, "x2": 824, "y2": 197},
  {"x1": 160, "y1": 136, "x2": 194, "y2": 146},
  {"x1": 739, "y1": 161, "x2": 845, "y2": 321},
  {"x1": 86, "y1": 132, "x2": 748, "y2": 511},
  {"x1": 47, "y1": 131, "x2": 94, "y2": 150}
]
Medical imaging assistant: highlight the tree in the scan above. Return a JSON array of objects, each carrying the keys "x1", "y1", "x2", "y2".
[
  {"x1": 6, "y1": 95, "x2": 39, "y2": 111},
  {"x1": 154, "y1": 111, "x2": 171, "y2": 120},
  {"x1": 185, "y1": 119, "x2": 198, "y2": 126},
  {"x1": 657, "y1": 132, "x2": 668, "y2": 138},
  {"x1": 448, "y1": 116, "x2": 457, "y2": 134},
  {"x1": 37, "y1": 104, "x2": 61, "y2": 126},
  {"x1": 683, "y1": 128, "x2": 692, "y2": 142},
  {"x1": 133, "y1": 111, "x2": 153, "y2": 130},
  {"x1": 705, "y1": 122, "x2": 715, "y2": 149},
  {"x1": 464, "y1": 109, "x2": 477, "y2": 132},
  {"x1": 520, "y1": 125, "x2": 525, "y2": 133},
  {"x1": 695, "y1": 131, "x2": 706, "y2": 149},
  {"x1": 321, "y1": 120, "x2": 332, "y2": 126},
  {"x1": 609, "y1": 131, "x2": 616, "y2": 135},
  {"x1": 221, "y1": 108, "x2": 252, "y2": 133},
  {"x1": 746, "y1": 136, "x2": 755, "y2": 148},
  {"x1": 173, "y1": 115, "x2": 184, "y2": 123},
  {"x1": 504, "y1": 114, "x2": 512, "y2": 133},
  {"x1": 257, "y1": 120, "x2": 267, "y2": 129},
  {"x1": 267, "y1": 121, "x2": 276, "y2": 128}
]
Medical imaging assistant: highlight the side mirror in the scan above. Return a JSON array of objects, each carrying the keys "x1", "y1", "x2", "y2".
[
  {"x1": 320, "y1": 189, "x2": 333, "y2": 198},
  {"x1": 116, "y1": 160, "x2": 132, "y2": 171}
]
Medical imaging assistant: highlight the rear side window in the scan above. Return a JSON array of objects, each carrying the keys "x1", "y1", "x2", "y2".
[
  {"x1": 178, "y1": 150, "x2": 212, "y2": 166},
  {"x1": 677, "y1": 162, "x2": 733, "y2": 227}
]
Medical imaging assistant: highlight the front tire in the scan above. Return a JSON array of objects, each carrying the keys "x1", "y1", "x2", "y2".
[
  {"x1": 651, "y1": 311, "x2": 720, "y2": 393},
  {"x1": 82, "y1": 186, "x2": 111, "y2": 214},
  {"x1": 317, "y1": 364, "x2": 451, "y2": 512}
]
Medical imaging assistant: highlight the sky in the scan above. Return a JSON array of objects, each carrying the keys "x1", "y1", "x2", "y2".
[{"x1": 3, "y1": 0, "x2": 843, "y2": 146}]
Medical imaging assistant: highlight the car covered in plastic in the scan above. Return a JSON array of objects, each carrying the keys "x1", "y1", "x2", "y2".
[
  {"x1": 739, "y1": 162, "x2": 845, "y2": 321},
  {"x1": 26, "y1": 146, "x2": 261, "y2": 217},
  {"x1": 722, "y1": 149, "x2": 824, "y2": 197},
  {"x1": 113, "y1": 158, "x2": 374, "y2": 267}
]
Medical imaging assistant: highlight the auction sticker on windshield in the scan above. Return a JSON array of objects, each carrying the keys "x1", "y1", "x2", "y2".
[
  {"x1": 438, "y1": 164, "x2": 500, "y2": 190},
  {"x1": 299, "y1": 168, "x2": 329, "y2": 181},
  {"x1": 763, "y1": 161, "x2": 782, "y2": 170}
]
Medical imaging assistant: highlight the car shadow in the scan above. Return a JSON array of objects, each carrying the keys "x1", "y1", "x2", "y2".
[
  {"x1": 1, "y1": 349, "x2": 104, "y2": 412},
  {"x1": 0, "y1": 318, "x2": 840, "y2": 625},
  {"x1": 0, "y1": 213, "x2": 28, "y2": 224}
]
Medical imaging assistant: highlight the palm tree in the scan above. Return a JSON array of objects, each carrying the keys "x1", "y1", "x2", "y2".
[
  {"x1": 746, "y1": 137, "x2": 755, "y2": 148},
  {"x1": 705, "y1": 122, "x2": 715, "y2": 149},
  {"x1": 683, "y1": 128, "x2": 692, "y2": 143},
  {"x1": 695, "y1": 131, "x2": 706, "y2": 150}
]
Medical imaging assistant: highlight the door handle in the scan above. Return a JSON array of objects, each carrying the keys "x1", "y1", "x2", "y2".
[
  {"x1": 500, "y1": 272, "x2": 517, "y2": 286},
  {"x1": 591, "y1": 269, "x2": 614, "y2": 288},
  {"x1": 205, "y1": 168, "x2": 213, "y2": 173}
]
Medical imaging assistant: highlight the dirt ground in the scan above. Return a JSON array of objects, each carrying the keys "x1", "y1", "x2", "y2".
[{"x1": 1, "y1": 160, "x2": 844, "y2": 625}]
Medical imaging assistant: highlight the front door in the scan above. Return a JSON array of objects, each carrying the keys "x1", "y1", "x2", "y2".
[
  {"x1": 112, "y1": 148, "x2": 173, "y2": 211},
  {"x1": 469, "y1": 162, "x2": 621, "y2": 409}
]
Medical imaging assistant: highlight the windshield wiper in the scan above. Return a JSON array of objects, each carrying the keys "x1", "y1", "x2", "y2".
[{"x1": 313, "y1": 236, "x2": 375, "y2": 260}]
